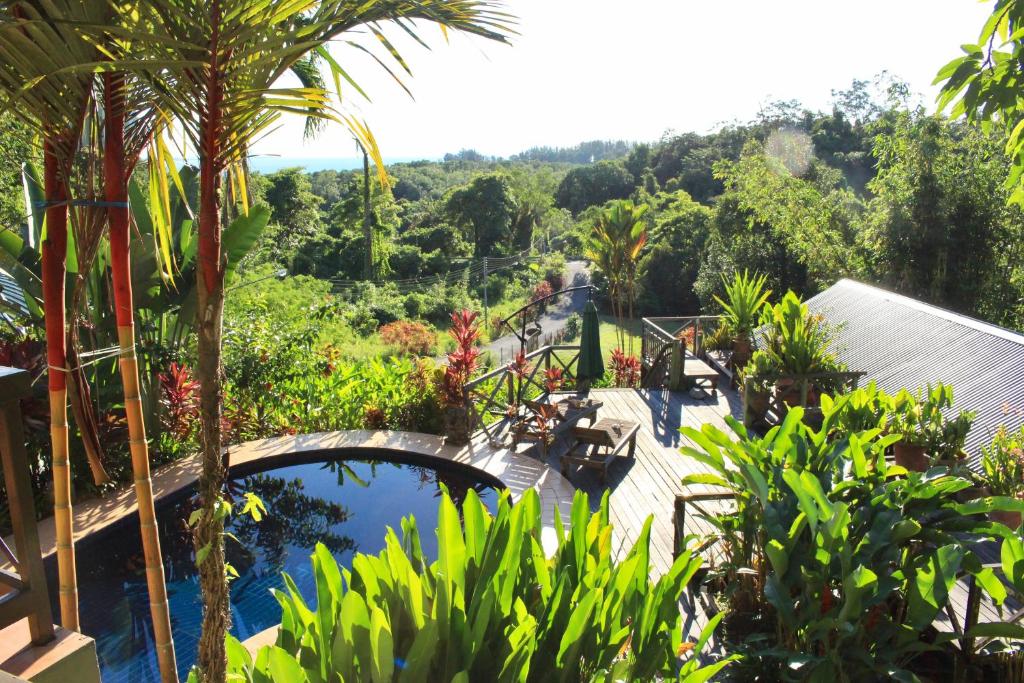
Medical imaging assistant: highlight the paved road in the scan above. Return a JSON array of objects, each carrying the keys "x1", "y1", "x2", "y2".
[{"x1": 484, "y1": 260, "x2": 591, "y2": 364}]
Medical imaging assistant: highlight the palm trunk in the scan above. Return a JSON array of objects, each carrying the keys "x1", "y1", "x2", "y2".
[
  {"x1": 42, "y1": 138, "x2": 77, "y2": 631},
  {"x1": 104, "y1": 73, "x2": 179, "y2": 683},
  {"x1": 361, "y1": 146, "x2": 373, "y2": 279},
  {"x1": 194, "y1": 18, "x2": 230, "y2": 678}
]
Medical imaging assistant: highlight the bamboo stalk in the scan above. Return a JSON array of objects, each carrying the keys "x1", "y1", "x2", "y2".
[
  {"x1": 42, "y1": 140, "x2": 78, "y2": 631},
  {"x1": 104, "y1": 72, "x2": 179, "y2": 683}
]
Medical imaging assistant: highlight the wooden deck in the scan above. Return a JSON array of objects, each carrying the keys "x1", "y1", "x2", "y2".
[{"x1": 535, "y1": 387, "x2": 743, "y2": 576}]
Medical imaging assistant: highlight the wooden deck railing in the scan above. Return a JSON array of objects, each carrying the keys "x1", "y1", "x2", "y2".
[
  {"x1": 0, "y1": 366, "x2": 55, "y2": 644},
  {"x1": 641, "y1": 316, "x2": 722, "y2": 390},
  {"x1": 464, "y1": 344, "x2": 581, "y2": 444}
]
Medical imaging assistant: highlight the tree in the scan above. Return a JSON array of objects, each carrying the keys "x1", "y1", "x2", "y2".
[
  {"x1": 936, "y1": 1, "x2": 1024, "y2": 203},
  {"x1": 585, "y1": 200, "x2": 648, "y2": 353},
  {"x1": 253, "y1": 167, "x2": 324, "y2": 268},
  {"x1": 446, "y1": 173, "x2": 520, "y2": 257},
  {"x1": 120, "y1": 3, "x2": 511, "y2": 680},
  {"x1": 863, "y1": 112, "x2": 1023, "y2": 323},
  {"x1": 637, "y1": 191, "x2": 712, "y2": 315},
  {"x1": 554, "y1": 160, "x2": 634, "y2": 215}
]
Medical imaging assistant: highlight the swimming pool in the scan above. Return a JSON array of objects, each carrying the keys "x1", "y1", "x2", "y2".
[{"x1": 48, "y1": 451, "x2": 501, "y2": 683}]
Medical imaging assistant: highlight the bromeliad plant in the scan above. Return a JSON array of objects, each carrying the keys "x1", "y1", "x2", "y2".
[
  {"x1": 680, "y1": 400, "x2": 1024, "y2": 680},
  {"x1": 210, "y1": 488, "x2": 734, "y2": 683},
  {"x1": 714, "y1": 270, "x2": 771, "y2": 370}
]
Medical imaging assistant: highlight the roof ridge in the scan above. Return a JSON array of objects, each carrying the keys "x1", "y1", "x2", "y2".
[{"x1": 811, "y1": 279, "x2": 1024, "y2": 346}]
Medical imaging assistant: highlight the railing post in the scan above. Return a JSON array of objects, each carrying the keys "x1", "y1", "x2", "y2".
[
  {"x1": 0, "y1": 367, "x2": 55, "y2": 644},
  {"x1": 669, "y1": 339, "x2": 684, "y2": 391}
]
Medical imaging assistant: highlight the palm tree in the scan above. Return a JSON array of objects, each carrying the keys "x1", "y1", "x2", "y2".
[
  {"x1": 112, "y1": 2, "x2": 513, "y2": 679},
  {"x1": 101, "y1": 67, "x2": 180, "y2": 680},
  {"x1": 0, "y1": 0, "x2": 112, "y2": 632},
  {"x1": 586, "y1": 200, "x2": 648, "y2": 354}
]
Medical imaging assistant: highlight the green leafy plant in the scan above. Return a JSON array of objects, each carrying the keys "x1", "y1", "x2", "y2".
[
  {"x1": 739, "y1": 350, "x2": 778, "y2": 394},
  {"x1": 680, "y1": 398, "x2": 1024, "y2": 680},
  {"x1": 759, "y1": 291, "x2": 838, "y2": 377},
  {"x1": 714, "y1": 270, "x2": 771, "y2": 339},
  {"x1": 209, "y1": 489, "x2": 735, "y2": 682},
  {"x1": 982, "y1": 425, "x2": 1024, "y2": 498},
  {"x1": 890, "y1": 384, "x2": 975, "y2": 462}
]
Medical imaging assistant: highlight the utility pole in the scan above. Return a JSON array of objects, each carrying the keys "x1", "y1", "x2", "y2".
[{"x1": 482, "y1": 256, "x2": 489, "y2": 327}]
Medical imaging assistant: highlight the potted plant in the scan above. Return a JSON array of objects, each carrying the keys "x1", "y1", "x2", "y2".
[
  {"x1": 440, "y1": 310, "x2": 482, "y2": 446},
  {"x1": 759, "y1": 292, "x2": 840, "y2": 411},
  {"x1": 715, "y1": 270, "x2": 771, "y2": 372},
  {"x1": 890, "y1": 384, "x2": 974, "y2": 472},
  {"x1": 740, "y1": 351, "x2": 776, "y2": 426},
  {"x1": 981, "y1": 426, "x2": 1024, "y2": 528}
]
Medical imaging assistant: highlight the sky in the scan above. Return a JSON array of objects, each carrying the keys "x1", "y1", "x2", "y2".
[{"x1": 250, "y1": 0, "x2": 993, "y2": 162}]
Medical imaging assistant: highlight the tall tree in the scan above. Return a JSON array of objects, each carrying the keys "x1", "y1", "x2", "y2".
[
  {"x1": 120, "y1": 3, "x2": 512, "y2": 679},
  {"x1": 585, "y1": 199, "x2": 648, "y2": 354}
]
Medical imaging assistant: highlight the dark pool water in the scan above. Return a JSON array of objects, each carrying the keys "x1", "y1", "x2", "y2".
[{"x1": 47, "y1": 452, "x2": 500, "y2": 683}]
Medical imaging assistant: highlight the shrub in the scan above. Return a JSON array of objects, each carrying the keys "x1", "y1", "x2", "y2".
[
  {"x1": 714, "y1": 270, "x2": 770, "y2": 339},
  {"x1": 983, "y1": 425, "x2": 1024, "y2": 498},
  {"x1": 441, "y1": 309, "x2": 481, "y2": 408},
  {"x1": 681, "y1": 400, "x2": 1024, "y2": 679},
  {"x1": 211, "y1": 489, "x2": 733, "y2": 682},
  {"x1": 379, "y1": 320, "x2": 438, "y2": 357},
  {"x1": 563, "y1": 312, "x2": 581, "y2": 339},
  {"x1": 531, "y1": 279, "x2": 554, "y2": 305},
  {"x1": 158, "y1": 362, "x2": 200, "y2": 439},
  {"x1": 609, "y1": 348, "x2": 641, "y2": 388}
]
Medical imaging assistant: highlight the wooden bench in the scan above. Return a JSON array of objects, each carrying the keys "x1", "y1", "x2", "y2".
[
  {"x1": 683, "y1": 353, "x2": 720, "y2": 396},
  {"x1": 560, "y1": 418, "x2": 639, "y2": 485}
]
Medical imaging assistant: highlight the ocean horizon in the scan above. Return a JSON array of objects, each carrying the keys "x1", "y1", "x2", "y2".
[{"x1": 247, "y1": 155, "x2": 438, "y2": 173}]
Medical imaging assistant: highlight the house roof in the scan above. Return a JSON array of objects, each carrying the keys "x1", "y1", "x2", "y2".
[
  {"x1": 805, "y1": 279, "x2": 1024, "y2": 464},
  {"x1": 0, "y1": 267, "x2": 28, "y2": 318}
]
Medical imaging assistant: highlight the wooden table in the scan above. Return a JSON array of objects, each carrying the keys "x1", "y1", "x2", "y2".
[{"x1": 561, "y1": 418, "x2": 639, "y2": 485}]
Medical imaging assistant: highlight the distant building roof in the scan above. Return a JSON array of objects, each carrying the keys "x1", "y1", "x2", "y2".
[{"x1": 805, "y1": 279, "x2": 1024, "y2": 465}]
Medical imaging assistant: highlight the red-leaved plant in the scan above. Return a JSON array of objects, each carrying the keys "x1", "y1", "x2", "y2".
[
  {"x1": 441, "y1": 310, "x2": 481, "y2": 408},
  {"x1": 531, "y1": 280, "x2": 554, "y2": 303},
  {"x1": 544, "y1": 367, "x2": 565, "y2": 394},
  {"x1": 159, "y1": 362, "x2": 200, "y2": 438},
  {"x1": 610, "y1": 349, "x2": 641, "y2": 388}
]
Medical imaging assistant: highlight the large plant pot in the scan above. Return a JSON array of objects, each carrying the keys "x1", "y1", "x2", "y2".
[
  {"x1": 743, "y1": 387, "x2": 771, "y2": 426},
  {"x1": 444, "y1": 405, "x2": 471, "y2": 446},
  {"x1": 991, "y1": 509, "x2": 1023, "y2": 529},
  {"x1": 774, "y1": 379, "x2": 820, "y2": 410},
  {"x1": 894, "y1": 442, "x2": 928, "y2": 472},
  {"x1": 731, "y1": 336, "x2": 752, "y2": 372}
]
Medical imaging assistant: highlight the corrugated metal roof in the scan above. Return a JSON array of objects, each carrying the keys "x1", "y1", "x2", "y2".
[
  {"x1": 805, "y1": 279, "x2": 1024, "y2": 468},
  {"x1": 0, "y1": 267, "x2": 28, "y2": 317}
]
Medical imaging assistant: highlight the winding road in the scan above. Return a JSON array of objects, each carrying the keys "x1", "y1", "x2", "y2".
[{"x1": 483, "y1": 260, "x2": 591, "y2": 364}]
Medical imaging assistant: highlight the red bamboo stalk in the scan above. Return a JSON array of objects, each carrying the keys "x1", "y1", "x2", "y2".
[
  {"x1": 104, "y1": 72, "x2": 179, "y2": 683},
  {"x1": 42, "y1": 136, "x2": 77, "y2": 631}
]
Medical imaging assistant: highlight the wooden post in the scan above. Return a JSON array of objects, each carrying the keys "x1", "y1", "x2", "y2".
[
  {"x1": 669, "y1": 340, "x2": 684, "y2": 391},
  {"x1": 0, "y1": 367, "x2": 55, "y2": 644}
]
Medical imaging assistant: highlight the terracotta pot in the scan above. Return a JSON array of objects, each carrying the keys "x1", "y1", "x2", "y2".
[
  {"x1": 991, "y1": 509, "x2": 1022, "y2": 530},
  {"x1": 731, "y1": 336, "x2": 753, "y2": 372},
  {"x1": 775, "y1": 379, "x2": 819, "y2": 409},
  {"x1": 893, "y1": 442, "x2": 929, "y2": 472},
  {"x1": 444, "y1": 405, "x2": 471, "y2": 446}
]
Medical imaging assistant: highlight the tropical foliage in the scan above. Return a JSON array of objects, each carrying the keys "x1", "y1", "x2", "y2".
[
  {"x1": 206, "y1": 488, "x2": 733, "y2": 683},
  {"x1": 680, "y1": 400, "x2": 1024, "y2": 679}
]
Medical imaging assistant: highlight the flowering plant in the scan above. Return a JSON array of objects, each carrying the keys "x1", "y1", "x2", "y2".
[{"x1": 982, "y1": 426, "x2": 1024, "y2": 498}]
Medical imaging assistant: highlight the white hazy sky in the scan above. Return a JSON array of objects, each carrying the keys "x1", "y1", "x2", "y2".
[{"x1": 251, "y1": 0, "x2": 991, "y2": 160}]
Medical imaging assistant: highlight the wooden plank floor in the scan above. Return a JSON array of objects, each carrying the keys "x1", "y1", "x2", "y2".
[{"x1": 535, "y1": 387, "x2": 743, "y2": 577}]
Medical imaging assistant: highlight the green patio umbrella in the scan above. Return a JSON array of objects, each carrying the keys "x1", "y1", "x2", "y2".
[{"x1": 576, "y1": 300, "x2": 605, "y2": 386}]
